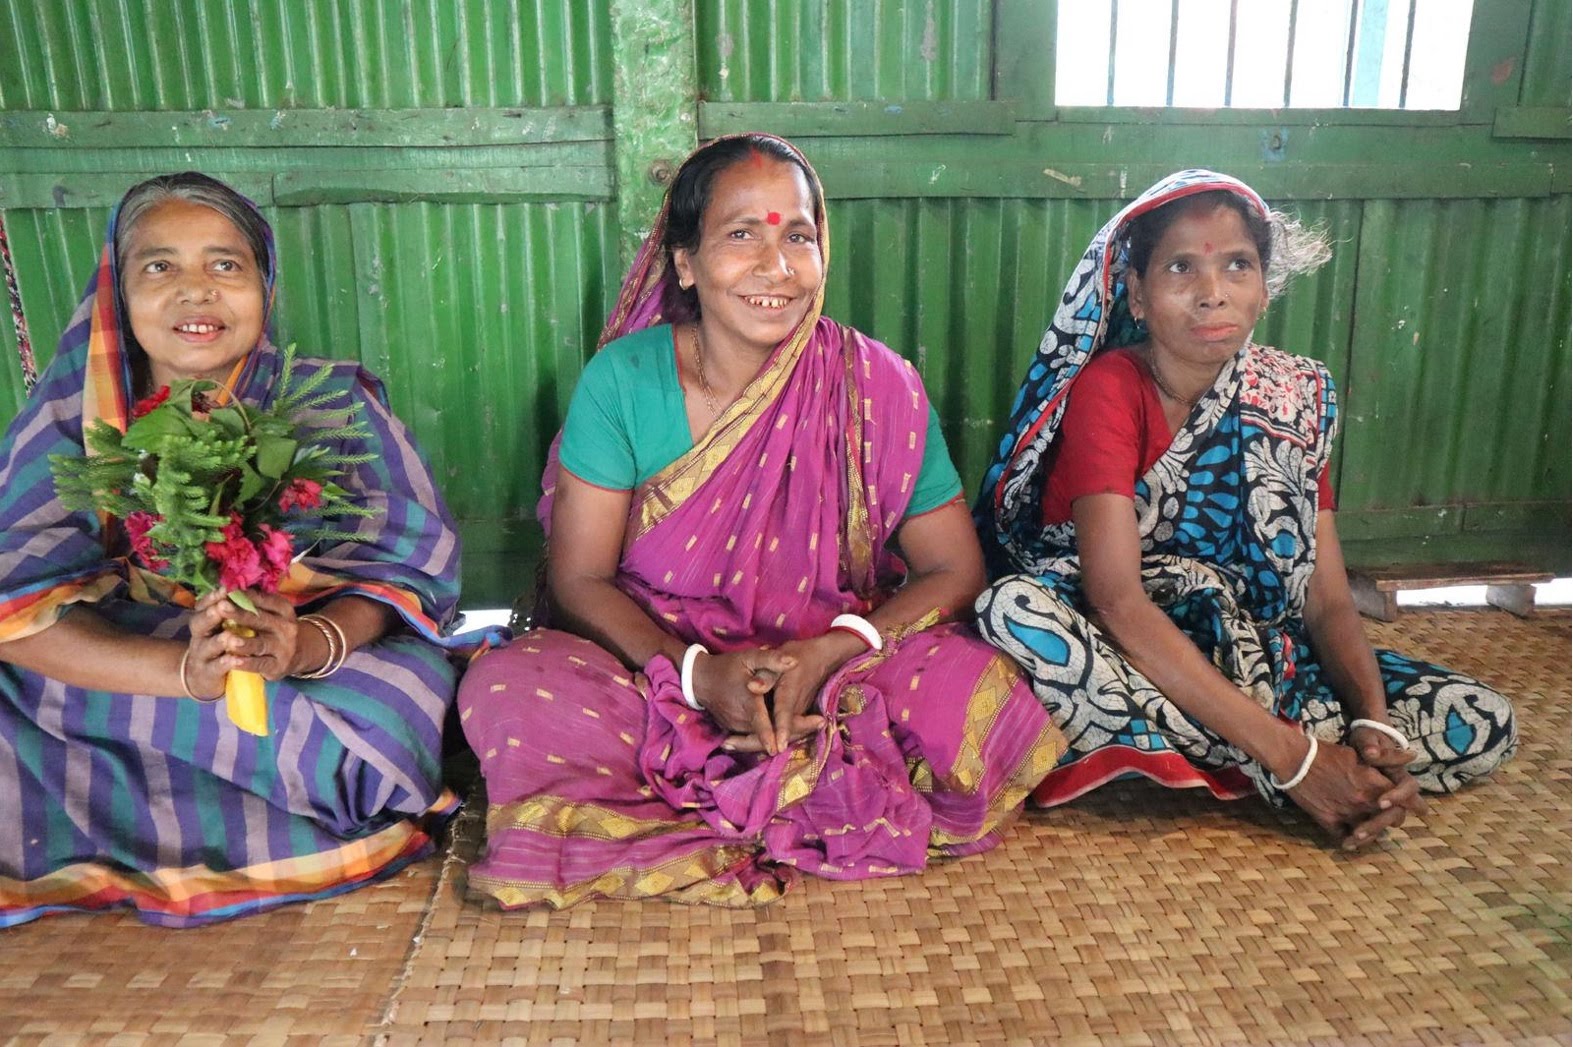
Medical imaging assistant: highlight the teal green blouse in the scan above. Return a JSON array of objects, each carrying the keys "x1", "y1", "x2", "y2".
[{"x1": 559, "y1": 324, "x2": 963, "y2": 518}]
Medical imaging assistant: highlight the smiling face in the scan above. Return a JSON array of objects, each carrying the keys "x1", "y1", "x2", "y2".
[
  {"x1": 671, "y1": 155, "x2": 823, "y2": 357},
  {"x1": 1126, "y1": 200, "x2": 1268, "y2": 370},
  {"x1": 120, "y1": 198, "x2": 266, "y2": 390}
]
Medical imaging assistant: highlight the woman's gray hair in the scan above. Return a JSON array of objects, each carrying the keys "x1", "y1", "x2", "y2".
[
  {"x1": 1264, "y1": 209, "x2": 1333, "y2": 298},
  {"x1": 113, "y1": 172, "x2": 270, "y2": 282}
]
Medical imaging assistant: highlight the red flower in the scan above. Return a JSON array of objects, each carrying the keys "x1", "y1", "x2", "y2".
[
  {"x1": 131, "y1": 386, "x2": 170, "y2": 419},
  {"x1": 278, "y1": 478, "x2": 324, "y2": 513},
  {"x1": 256, "y1": 524, "x2": 294, "y2": 593},
  {"x1": 123, "y1": 510, "x2": 169, "y2": 570},
  {"x1": 204, "y1": 516, "x2": 265, "y2": 592}
]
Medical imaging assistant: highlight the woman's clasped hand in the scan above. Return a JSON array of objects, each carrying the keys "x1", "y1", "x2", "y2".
[{"x1": 1277, "y1": 733, "x2": 1428, "y2": 850}]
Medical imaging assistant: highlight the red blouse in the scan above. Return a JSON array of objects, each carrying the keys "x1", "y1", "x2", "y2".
[{"x1": 1040, "y1": 347, "x2": 1334, "y2": 525}]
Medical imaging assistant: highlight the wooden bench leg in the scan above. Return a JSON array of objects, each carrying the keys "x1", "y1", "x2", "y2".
[
  {"x1": 1350, "y1": 574, "x2": 1399, "y2": 622},
  {"x1": 1486, "y1": 583, "x2": 1537, "y2": 618}
]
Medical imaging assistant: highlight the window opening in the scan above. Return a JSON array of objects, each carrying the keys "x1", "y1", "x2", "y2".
[{"x1": 1055, "y1": 0, "x2": 1475, "y2": 110}]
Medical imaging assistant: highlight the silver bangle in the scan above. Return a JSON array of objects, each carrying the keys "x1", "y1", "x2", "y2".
[
  {"x1": 680, "y1": 643, "x2": 707, "y2": 711},
  {"x1": 1348, "y1": 718, "x2": 1410, "y2": 749}
]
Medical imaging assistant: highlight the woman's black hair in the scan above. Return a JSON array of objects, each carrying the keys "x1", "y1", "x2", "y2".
[
  {"x1": 660, "y1": 135, "x2": 821, "y2": 321},
  {"x1": 1124, "y1": 189, "x2": 1272, "y2": 278}
]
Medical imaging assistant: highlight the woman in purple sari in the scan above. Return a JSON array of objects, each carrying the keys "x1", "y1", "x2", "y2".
[
  {"x1": 0, "y1": 173, "x2": 465, "y2": 927},
  {"x1": 458, "y1": 135, "x2": 1063, "y2": 907}
]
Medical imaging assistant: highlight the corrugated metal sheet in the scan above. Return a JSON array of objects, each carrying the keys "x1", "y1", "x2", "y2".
[
  {"x1": 0, "y1": 0, "x2": 611, "y2": 109},
  {"x1": 822, "y1": 198, "x2": 1367, "y2": 494},
  {"x1": 696, "y1": 0, "x2": 992, "y2": 101},
  {"x1": 0, "y1": 2, "x2": 1566, "y2": 582},
  {"x1": 1341, "y1": 195, "x2": 1571, "y2": 511},
  {"x1": 335, "y1": 201, "x2": 620, "y2": 525},
  {"x1": 1521, "y1": 0, "x2": 1572, "y2": 108}
]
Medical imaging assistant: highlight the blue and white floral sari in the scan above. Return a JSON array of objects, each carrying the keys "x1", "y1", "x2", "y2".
[{"x1": 974, "y1": 170, "x2": 1516, "y2": 806}]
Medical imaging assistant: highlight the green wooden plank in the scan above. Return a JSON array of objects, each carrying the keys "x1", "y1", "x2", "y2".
[
  {"x1": 1050, "y1": 106, "x2": 1466, "y2": 127},
  {"x1": 802, "y1": 159, "x2": 1560, "y2": 200},
  {"x1": 1336, "y1": 507, "x2": 1465, "y2": 541},
  {"x1": 1521, "y1": 0, "x2": 1573, "y2": 107},
  {"x1": 699, "y1": 100, "x2": 1017, "y2": 137},
  {"x1": 6, "y1": 139, "x2": 610, "y2": 173},
  {"x1": 0, "y1": 106, "x2": 612, "y2": 148},
  {"x1": 0, "y1": 172, "x2": 276, "y2": 209},
  {"x1": 1493, "y1": 105, "x2": 1572, "y2": 139},
  {"x1": 1462, "y1": 502, "x2": 1573, "y2": 534},
  {"x1": 1342, "y1": 533, "x2": 1570, "y2": 575},
  {"x1": 609, "y1": 0, "x2": 698, "y2": 260},
  {"x1": 0, "y1": 1, "x2": 613, "y2": 111},
  {"x1": 1459, "y1": 0, "x2": 1534, "y2": 120},
  {"x1": 273, "y1": 167, "x2": 614, "y2": 204},
  {"x1": 993, "y1": 0, "x2": 1057, "y2": 119}
]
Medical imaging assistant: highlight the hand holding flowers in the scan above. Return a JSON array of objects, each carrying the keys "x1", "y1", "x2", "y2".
[{"x1": 51, "y1": 347, "x2": 376, "y2": 733}]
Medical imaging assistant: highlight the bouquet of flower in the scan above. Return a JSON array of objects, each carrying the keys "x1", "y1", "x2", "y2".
[{"x1": 51, "y1": 346, "x2": 376, "y2": 735}]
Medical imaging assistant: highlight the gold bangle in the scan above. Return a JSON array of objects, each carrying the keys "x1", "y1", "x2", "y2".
[
  {"x1": 318, "y1": 614, "x2": 351, "y2": 675},
  {"x1": 179, "y1": 649, "x2": 222, "y2": 703},
  {"x1": 294, "y1": 614, "x2": 340, "y2": 679}
]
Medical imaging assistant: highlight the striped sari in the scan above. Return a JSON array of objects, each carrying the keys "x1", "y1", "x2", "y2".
[{"x1": 0, "y1": 183, "x2": 466, "y2": 928}]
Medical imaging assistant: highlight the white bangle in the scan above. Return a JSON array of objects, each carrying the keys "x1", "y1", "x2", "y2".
[
  {"x1": 679, "y1": 643, "x2": 707, "y2": 711},
  {"x1": 1268, "y1": 734, "x2": 1318, "y2": 791},
  {"x1": 829, "y1": 613, "x2": 883, "y2": 652},
  {"x1": 1348, "y1": 718, "x2": 1410, "y2": 749}
]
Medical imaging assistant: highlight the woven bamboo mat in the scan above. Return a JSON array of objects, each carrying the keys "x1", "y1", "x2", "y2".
[
  {"x1": 378, "y1": 609, "x2": 1571, "y2": 1047},
  {"x1": 0, "y1": 858, "x2": 440, "y2": 1044},
  {"x1": 2, "y1": 609, "x2": 1566, "y2": 1046}
]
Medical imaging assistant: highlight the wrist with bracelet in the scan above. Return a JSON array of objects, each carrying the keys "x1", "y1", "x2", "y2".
[
  {"x1": 827, "y1": 613, "x2": 883, "y2": 653},
  {"x1": 680, "y1": 643, "x2": 708, "y2": 711},
  {"x1": 295, "y1": 613, "x2": 350, "y2": 679},
  {"x1": 1268, "y1": 732, "x2": 1319, "y2": 791},
  {"x1": 178, "y1": 648, "x2": 224, "y2": 702},
  {"x1": 1347, "y1": 717, "x2": 1411, "y2": 749}
]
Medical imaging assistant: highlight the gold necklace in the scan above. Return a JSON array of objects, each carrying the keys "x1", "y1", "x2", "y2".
[
  {"x1": 1141, "y1": 348, "x2": 1200, "y2": 408},
  {"x1": 691, "y1": 325, "x2": 719, "y2": 414}
]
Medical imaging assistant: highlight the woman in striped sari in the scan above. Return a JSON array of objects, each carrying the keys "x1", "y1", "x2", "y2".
[{"x1": 0, "y1": 173, "x2": 466, "y2": 927}]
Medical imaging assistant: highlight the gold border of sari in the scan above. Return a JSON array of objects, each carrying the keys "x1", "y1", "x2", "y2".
[
  {"x1": 624, "y1": 141, "x2": 833, "y2": 542},
  {"x1": 626, "y1": 304, "x2": 821, "y2": 543}
]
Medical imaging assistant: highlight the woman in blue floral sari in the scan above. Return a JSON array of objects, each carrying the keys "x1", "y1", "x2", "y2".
[{"x1": 975, "y1": 170, "x2": 1516, "y2": 849}]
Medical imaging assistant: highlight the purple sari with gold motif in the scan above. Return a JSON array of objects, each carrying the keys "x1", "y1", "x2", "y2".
[{"x1": 458, "y1": 137, "x2": 1062, "y2": 907}]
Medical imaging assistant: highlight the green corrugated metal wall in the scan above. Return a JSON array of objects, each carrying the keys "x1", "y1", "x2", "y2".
[{"x1": 1, "y1": 0, "x2": 1568, "y2": 605}]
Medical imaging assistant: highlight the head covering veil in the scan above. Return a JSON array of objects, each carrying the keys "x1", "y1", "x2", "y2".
[{"x1": 974, "y1": 169, "x2": 1269, "y2": 571}]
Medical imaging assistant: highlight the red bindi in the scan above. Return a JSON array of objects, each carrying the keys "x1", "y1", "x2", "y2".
[
  {"x1": 1203, "y1": 241, "x2": 1214, "y2": 254},
  {"x1": 765, "y1": 211, "x2": 781, "y2": 225}
]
